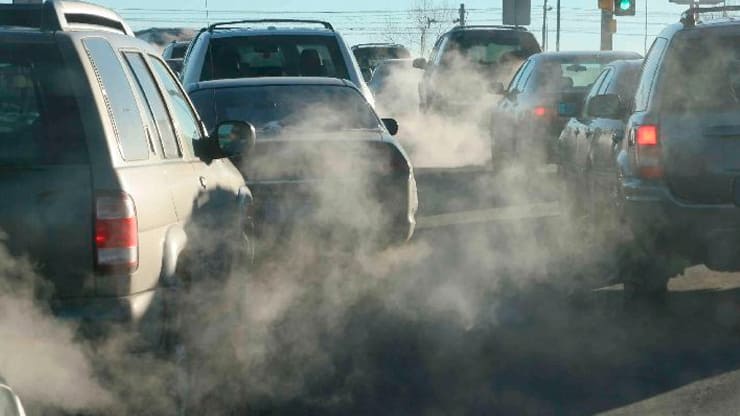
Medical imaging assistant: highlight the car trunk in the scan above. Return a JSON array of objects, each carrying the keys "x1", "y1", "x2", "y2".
[
  {"x1": 658, "y1": 29, "x2": 740, "y2": 204},
  {"x1": 0, "y1": 165, "x2": 94, "y2": 298},
  {"x1": 663, "y1": 111, "x2": 740, "y2": 204},
  {"x1": 0, "y1": 40, "x2": 94, "y2": 298}
]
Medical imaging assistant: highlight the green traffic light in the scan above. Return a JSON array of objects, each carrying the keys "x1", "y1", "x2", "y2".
[{"x1": 618, "y1": 0, "x2": 631, "y2": 10}]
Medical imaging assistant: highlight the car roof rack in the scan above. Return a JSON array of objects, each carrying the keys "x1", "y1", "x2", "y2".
[
  {"x1": 0, "y1": 0, "x2": 133, "y2": 36},
  {"x1": 680, "y1": 5, "x2": 740, "y2": 26},
  {"x1": 352, "y1": 42, "x2": 405, "y2": 48},
  {"x1": 450, "y1": 25, "x2": 527, "y2": 31},
  {"x1": 208, "y1": 19, "x2": 334, "y2": 32}
]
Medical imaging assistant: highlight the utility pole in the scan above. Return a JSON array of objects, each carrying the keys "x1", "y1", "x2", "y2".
[
  {"x1": 541, "y1": 0, "x2": 548, "y2": 51},
  {"x1": 600, "y1": 8, "x2": 614, "y2": 50},
  {"x1": 458, "y1": 3, "x2": 466, "y2": 26},
  {"x1": 556, "y1": 0, "x2": 561, "y2": 51}
]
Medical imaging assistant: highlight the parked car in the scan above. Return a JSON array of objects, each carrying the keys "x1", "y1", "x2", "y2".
[
  {"x1": 491, "y1": 50, "x2": 641, "y2": 166},
  {"x1": 0, "y1": 377, "x2": 26, "y2": 416},
  {"x1": 187, "y1": 77, "x2": 418, "y2": 246},
  {"x1": 352, "y1": 42, "x2": 411, "y2": 82},
  {"x1": 367, "y1": 58, "x2": 421, "y2": 117},
  {"x1": 558, "y1": 59, "x2": 643, "y2": 215},
  {"x1": 413, "y1": 25, "x2": 541, "y2": 114},
  {"x1": 162, "y1": 40, "x2": 190, "y2": 74},
  {"x1": 0, "y1": 1, "x2": 252, "y2": 346},
  {"x1": 615, "y1": 6, "x2": 740, "y2": 299},
  {"x1": 180, "y1": 19, "x2": 375, "y2": 107}
]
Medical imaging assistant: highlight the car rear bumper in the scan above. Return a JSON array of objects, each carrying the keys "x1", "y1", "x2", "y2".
[
  {"x1": 622, "y1": 178, "x2": 740, "y2": 270},
  {"x1": 51, "y1": 288, "x2": 159, "y2": 324}
]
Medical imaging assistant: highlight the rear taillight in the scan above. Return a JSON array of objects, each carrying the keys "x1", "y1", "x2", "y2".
[
  {"x1": 635, "y1": 124, "x2": 663, "y2": 179},
  {"x1": 534, "y1": 106, "x2": 551, "y2": 118},
  {"x1": 95, "y1": 192, "x2": 138, "y2": 273}
]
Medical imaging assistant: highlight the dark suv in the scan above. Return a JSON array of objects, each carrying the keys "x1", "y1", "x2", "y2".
[
  {"x1": 616, "y1": 5, "x2": 740, "y2": 298},
  {"x1": 0, "y1": 1, "x2": 252, "y2": 344},
  {"x1": 413, "y1": 25, "x2": 541, "y2": 114}
]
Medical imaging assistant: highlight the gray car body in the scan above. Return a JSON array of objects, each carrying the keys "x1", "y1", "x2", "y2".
[
  {"x1": 0, "y1": 2, "x2": 249, "y2": 326},
  {"x1": 616, "y1": 19, "x2": 740, "y2": 271},
  {"x1": 558, "y1": 59, "x2": 643, "y2": 199}
]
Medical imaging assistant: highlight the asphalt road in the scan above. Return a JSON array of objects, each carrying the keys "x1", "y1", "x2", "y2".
[{"x1": 230, "y1": 166, "x2": 740, "y2": 415}]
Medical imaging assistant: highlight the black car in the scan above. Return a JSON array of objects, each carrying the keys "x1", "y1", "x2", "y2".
[
  {"x1": 558, "y1": 59, "x2": 643, "y2": 214},
  {"x1": 491, "y1": 50, "x2": 641, "y2": 166},
  {"x1": 615, "y1": 6, "x2": 740, "y2": 299},
  {"x1": 413, "y1": 25, "x2": 541, "y2": 114},
  {"x1": 187, "y1": 77, "x2": 418, "y2": 246},
  {"x1": 352, "y1": 42, "x2": 411, "y2": 82}
]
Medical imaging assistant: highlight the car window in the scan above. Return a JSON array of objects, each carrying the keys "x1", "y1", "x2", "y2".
[
  {"x1": 658, "y1": 32, "x2": 740, "y2": 112},
  {"x1": 149, "y1": 56, "x2": 201, "y2": 155},
  {"x1": 84, "y1": 38, "x2": 149, "y2": 161},
  {"x1": 201, "y1": 35, "x2": 349, "y2": 81},
  {"x1": 584, "y1": 68, "x2": 612, "y2": 118},
  {"x1": 634, "y1": 37, "x2": 668, "y2": 111},
  {"x1": 531, "y1": 61, "x2": 606, "y2": 92},
  {"x1": 191, "y1": 85, "x2": 380, "y2": 135},
  {"x1": 0, "y1": 43, "x2": 86, "y2": 166},
  {"x1": 123, "y1": 52, "x2": 181, "y2": 159},
  {"x1": 353, "y1": 46, "x2": 410, "y2": 69},
  {"x1": 442, "y1": 31, "x2": 539, "y2": 67},
  {"x1": 507, "y1": 59, "x2": 529, "y2": 92}
]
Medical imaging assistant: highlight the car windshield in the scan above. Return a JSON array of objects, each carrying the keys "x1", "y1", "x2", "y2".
[
  {"x1": 193, "y1": 84, "x2": 380, "y2": 135},
  {"x1": 201, "y1": 35, "x2": 350, "y2": 81},
  {"x1": 354, "y1": 46, "x2": 410, "y2": 69},
  {"x1": 659, "y1": 32, "x2": 740, "y2": 111},
  {"x1": 530, "y1": 60, "x2": 609, "y2": 92},
  {"x1": 441, "y1": 31, "x2": 539, "y2": 66},
  {"x1": 0, "y1": 44, "x2": 86, "y2": 166}
]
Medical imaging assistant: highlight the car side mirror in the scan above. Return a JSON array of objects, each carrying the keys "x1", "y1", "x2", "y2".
[
  {"x1": 490, "y1": 81, "x2": 505, "y2": 95},
  {"x1": 214, "y1": 120, "x2": 256, "y2": 159},
  {"x1": 587, "y1": 94, "x2": 624, "y2": 119},
  {"x1": 165, "y1": 58, "x2": 183, "y2": 75},
  {"x1": 412, "y1": 57, "x2": 427, "y2": 70},
  {"x1": 382, "y1": 118, "x2": 399, "y2": 136}
]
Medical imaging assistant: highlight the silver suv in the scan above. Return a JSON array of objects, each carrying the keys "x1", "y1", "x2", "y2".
[
  {"x1": 0, "y1": 1, "x2": 253, "y2": 343},
  {"x1": 179, "y1": 19, "x2": 375, "y2": 107}
]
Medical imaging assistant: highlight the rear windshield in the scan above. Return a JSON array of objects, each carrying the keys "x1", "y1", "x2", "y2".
[
  {"x1": 528, "y1": 57, "x2": 630, "y2": 93},
  {"x1": 658, "y1": 32, "x2": 740, "y2": 111},
  {"x1": 353, "y1": 46, "x2": 410, "y2": 69},
  {"x1": 171, "y1": 43, "x2": 188, "y2": 59},
  {"x1": 0, "y1": 43, "x2": 86, "y2": 166},
  {"x1": 191, "y1": 85, "x2": 380, "y2": 135},
  {"x1": 441, "y1": 31, "x2": 540, "y2": 66},
  {"x1": 201, "y1": 35, "x2": 350, "y2": 81}
]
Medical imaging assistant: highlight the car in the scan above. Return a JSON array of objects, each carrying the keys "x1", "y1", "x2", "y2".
[
  {"x1": 187, "y1": 77, "x2": 418, "y2": 246},
  {"x1": 161, "y1": 40, "x2": 190, "y2": 74},
  {"x1": 367, "y1": 58, "x2": 421, "y2": 117},
  {"x1": 558, "y1": 59, "x2": 643, "y2": 215},
  {"x1": 0, "y1": 0, "x2": 252, "y2": 347},
  {"x1": 351, "y1": 42, "x2": 411, "y2": 82},
  {"x1": 413, "y1": 25, "x2": 541, "y2": 114},
  {"x1": 615, "y1": 5, "x2": 740, "y2": 299},
  {"x1": 179, "y1": 19, "x2": 375, "y2": 107},
  {"x1": 491, "y1": 50, "x2": 641, "y2": 166}
]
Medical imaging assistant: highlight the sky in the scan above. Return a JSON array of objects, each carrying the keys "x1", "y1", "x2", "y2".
[{"x1": 21, "y1": 0, "x2": 740, "y2": 55}]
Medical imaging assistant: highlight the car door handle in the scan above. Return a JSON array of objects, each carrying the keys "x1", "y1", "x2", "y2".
[{"x1": 199, "y1": 176, "x2": 208, "y2": 189}]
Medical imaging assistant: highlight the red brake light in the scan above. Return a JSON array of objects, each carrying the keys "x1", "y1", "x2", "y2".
[
  {"x1": 636, "y1": 125, "x2": 658, "y2": 146},
  {"x1": 95, "y1": 193, "x2": 138, "y2": 273},
  {"x1": 534, "y1": 106, "x2": 549, "y2": 117}
]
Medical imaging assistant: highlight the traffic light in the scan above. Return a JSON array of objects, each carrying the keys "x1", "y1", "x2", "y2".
[{"x1": 614, "y1": 0, "x2": 636, "y2": 16}]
